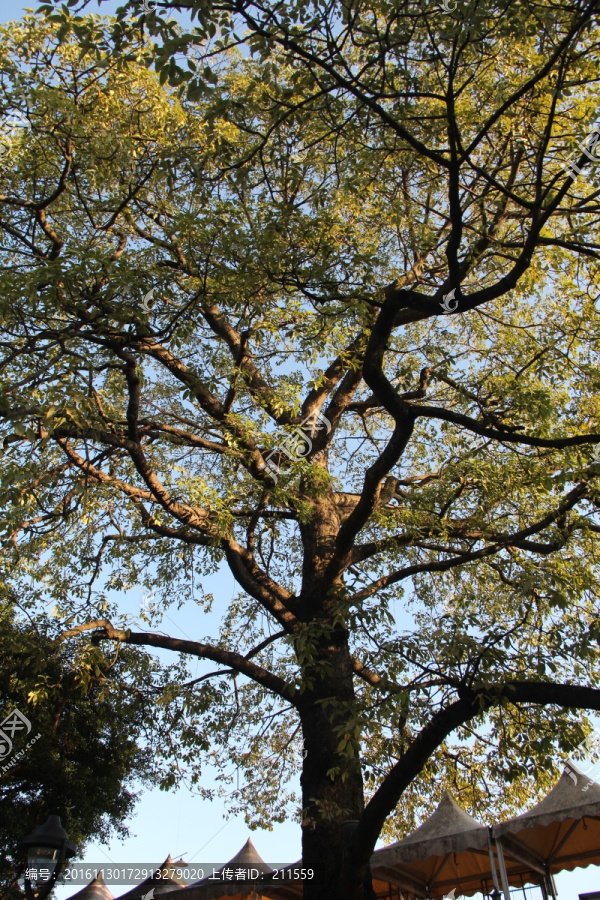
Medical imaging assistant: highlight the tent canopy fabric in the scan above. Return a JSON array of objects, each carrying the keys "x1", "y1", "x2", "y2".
[
  {"x1": 116, "y1": 855, "x2": 187, "y2": 900},
  {"x1": 493, "y1": 764, "x2": 600, "y2": 878},
  {"x1": 374, "y1": 793, "x2": 489, "y2": 867},
  {"x1": 370, "y1": 793, "x2": 494, "y2": 899},
  {"x1": 368, "y1": 766, "x2": 600, "y2": 897},
  {"x1": 179, "y1": 839, "x2": 274, "y2": 900},
  {"x1": 64, "y1": 872, "x2": 115, "y2": 900},
  {"x1": 220, "y1": 838, "x2": 273, "y2": 874},
  {"x1": 495, "y1": 763, "x2": 600, "y2": 836}
]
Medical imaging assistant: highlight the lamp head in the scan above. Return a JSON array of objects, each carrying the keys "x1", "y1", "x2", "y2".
[{"x1": 19, "y1": 816, "x2": 76, "y2": 887}]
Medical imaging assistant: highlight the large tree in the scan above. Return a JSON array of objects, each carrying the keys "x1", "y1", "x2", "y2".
[{"x1": 5, "y1": 2, "x2": 600, "y2": 895}]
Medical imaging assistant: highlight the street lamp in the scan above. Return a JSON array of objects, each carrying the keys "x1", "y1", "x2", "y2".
[{"x1": 19, "y1": 815, "x2": 76, "y2": 900}]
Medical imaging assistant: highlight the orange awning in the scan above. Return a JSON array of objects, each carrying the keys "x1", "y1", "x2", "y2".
[
  {"x1": 180, "y1": 839, "x2": 276, "y2": 900},
  {"x1": 117, "y1": 855, "x2": 187, "y2": 900},
  {"x1": 370, "y1": 793, "x2": 499, "y2": 898},
  {"x1": 64, "y1": 872, "x2": 115, "y2": 900},
  {"x1": 493, "y1": 763, "x2": 600, "y2": 881}
]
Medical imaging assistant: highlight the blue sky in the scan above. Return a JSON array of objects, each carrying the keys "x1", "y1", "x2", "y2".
[{"x1": 2, "y1": 1, "x2": 600, "y2": 897}]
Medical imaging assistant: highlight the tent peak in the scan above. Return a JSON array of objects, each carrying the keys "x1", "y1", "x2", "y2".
[
  {"x1": 64, "y1": 871, "x2": 115, "y2": 900},
  {"x1": 372, "y1": 791, "x2": 488, "y2": 868},
  {"x1": 494, "y1": 764, "x2": 600, "y2": 837},
  {"x1": 182, "y1": 836, "x2": 273, "y2": 889}
]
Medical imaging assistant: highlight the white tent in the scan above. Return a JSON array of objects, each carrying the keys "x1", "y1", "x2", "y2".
[
  {"x1": 64, "y1": 872, "x2": 115, "y2": 900},
  {"x1": 178, "y1": 839, "x2": 274, "y2": 900},
  {"x1": 492, "y1": 763, "x2": 600, "y2": 898},
  {"x1": 116, "y1": 856, "x2": 187, "y2": 900},
  {"x1": 370, "y1": 792, "x2": 497, "y2": 899}
]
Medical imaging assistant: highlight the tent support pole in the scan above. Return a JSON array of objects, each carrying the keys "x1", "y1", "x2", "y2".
[
  {"x1": 542, "y1": 871, "x2": 557, "y2": 900},
  {"x1": 494, "y1": 839, "x2": 511, "y2": 900},
  {"x1": 542, "y1": 868, "x2": 558, "y2": 900},
  {"x1": 487, "y1": 828, "x2": 502, "y2": 898}
]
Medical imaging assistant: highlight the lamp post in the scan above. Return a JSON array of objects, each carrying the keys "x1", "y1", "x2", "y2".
[{"x1": 19, "y1": 815, "x2": 76, "y2": 900}]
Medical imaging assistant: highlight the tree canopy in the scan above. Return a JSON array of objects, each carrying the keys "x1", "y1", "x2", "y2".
[{"x1": 4, "y1": 1, "x2": 600, "y2": 895}]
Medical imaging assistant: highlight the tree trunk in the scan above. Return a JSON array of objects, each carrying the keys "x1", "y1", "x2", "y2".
[
  {"x1": 298, "y1": 625, "x2": 375, "y2": 900},
  {"x1": 295, "y1": 492, "x2": 377, "y2": 899}
]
